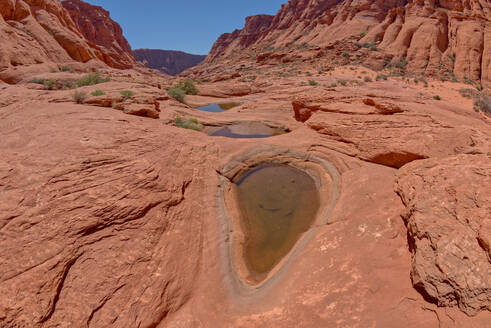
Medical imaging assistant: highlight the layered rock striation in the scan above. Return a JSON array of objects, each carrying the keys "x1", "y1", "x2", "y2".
[
  {"x1": 206, "y1": 0, "x2": 491, "y2": 89},
  {"x1": 62, "y1": 0, "x2": 136, "y2": 69},
  {"x1": 0, "y1": 0, "x2": 135, "y2": 83}
]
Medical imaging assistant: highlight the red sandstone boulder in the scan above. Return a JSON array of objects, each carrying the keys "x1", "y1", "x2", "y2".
[
  {"x1": 396, "y1": 154, "x2": 491, "y2": 316},
  {"x1": 123, "y1": 104, "x2": 160, "y2": 119}
]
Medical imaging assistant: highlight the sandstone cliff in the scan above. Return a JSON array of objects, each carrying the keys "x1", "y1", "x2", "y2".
[
  {"x1": 62, "y1": 0, "x2": 136, "y2": 69},
  {"x1": 206, "y1": 0, "x2": 491, "y2": 89},
  {"x1": 133, "y1": 49, "x2": 205, "y2": 75},
  {"x1": 0, "y1": 0, "x2": 135, "y2": 84}
]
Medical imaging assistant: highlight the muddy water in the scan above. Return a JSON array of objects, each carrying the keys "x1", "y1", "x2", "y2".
[{"x1": 235, "y1": 165, "x2": 320, "y2": 283}]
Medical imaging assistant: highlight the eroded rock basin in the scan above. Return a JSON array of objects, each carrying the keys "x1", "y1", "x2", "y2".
[
  {"x1": 234, "y1": 165, "x2": 320, "y2": 284},
  {"x1": 205, "y1": 122, "x2": 288, "y2": 138}
]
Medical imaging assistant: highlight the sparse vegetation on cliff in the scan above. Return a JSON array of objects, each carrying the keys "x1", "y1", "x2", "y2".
[
  {"x1": 77, "y1": 72, "x2": 110, "y2": 87},
  {"x1": 120, "y1": 90, "x2": 134, "y2": 101},
  {"x1": 72, "y1": 91, "x2": 87, "y2": 104},
  {"x1": 91, "y1": 90, "x2": 105, "y2": 96},
  {"x1": 473, "y1": 93, "x2": 491, "y2": 115}
]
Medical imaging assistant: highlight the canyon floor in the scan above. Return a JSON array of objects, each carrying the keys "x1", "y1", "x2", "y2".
[{"x1": 0, "y1": 62, "x2": 489, "y2": 327}]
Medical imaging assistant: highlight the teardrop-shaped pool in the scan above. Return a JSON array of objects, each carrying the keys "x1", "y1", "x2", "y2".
[{"x1": 234, "y1": 165, "x2": 320, "y2": 283}]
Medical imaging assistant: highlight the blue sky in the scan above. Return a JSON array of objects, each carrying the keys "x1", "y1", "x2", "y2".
[{"x1": 82, "y1": 0, "x2": 287, "y2": 55}]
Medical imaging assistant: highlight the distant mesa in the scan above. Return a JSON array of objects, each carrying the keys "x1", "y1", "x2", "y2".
[{"x1": 133, "y1": 49, "x2": 206, "y2": 76}]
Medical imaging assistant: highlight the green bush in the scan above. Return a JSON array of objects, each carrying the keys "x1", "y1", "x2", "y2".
[
  {"x1": 30, "y1": 78, "x2": 74, "y2": 90},
  {"x1": 120, "y1": 90, "x2": 134, "y2": 101},
  {"x1": 376, "y1": 74, "x2": 388, "y2": 81},
  {"x1": 60, "y1": 65, "x2": 74, "y2": 72},
  {"x1": 328, "y1": 83, "x2": 337, "y2": 88},
  {"x1": 364, "y1": 76, "x2": 372, "y2": 82},
  {"x1": 174, "y1": 79, "x2": 199, "y2": 95},
  {"x1": 91, "y1": 90, "x2": 105, "y2": 96},
  {"x1": 361, "y1": 42, "x2": 378, "y2": 51},
  {"x1": 77, "y1": 72, "x2": 110, "y2": 87},
  {"x1": 360, "y1": 32, "x2": 367, "y2": 38},
  {"x1": 458, "y1": 88, "x2": 475, "y2": 99},
  {"x1": 473, "y1": 93, "x2": 491, "y2": 115},
  {"x1": 308, "y1": 80, "x2": 318, "y2": 86},
  {"x1": 394, "y1": 58, "x2": 408, "y2": 70},
  {"x1": 462, "y1": 77, "x2": 475, "y2": 85},
  {"x1": 72, "y1": 91, "x2": 87, "y2": 104},
  {"x1": 338, "y1": 80, "x2": 347, "y2": 86},
  {"x1": 30, "y1": 78, "x2": 46, "y2": 85},
  {"x1": 175, "y1": 117, "x2": 203, "y2": 131},
  {"x1": 342, "y1": 52, "x2": 349, "y2": 58},
  {"x1": 43, "y1": 79, "x2": 57, "y2": 90},
  {"x1": 168, "y1": 87, "x2": 186, "y2": 103},
  {"x1": 433, "y1": 95, "x2": 441, "y2": 100}
]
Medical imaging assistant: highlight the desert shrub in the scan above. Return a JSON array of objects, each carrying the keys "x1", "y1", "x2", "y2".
[
  {"x1": 338, "y1": 80, "x2": 347, "y2": 86},
  {"x1": 449, "y1": 71, "x2": 458, "y2": 82},
  {"x1": 359, "y1": 31, "x2": 367, "y2": 38},
  {"x1": 72, "y1": 91, "x2": 87, "y2": 104},
  {"x1": 463, "y1": 77, "x2": 475, "y2": 85},
  {"x1": 175, "y1": 117, "x2": 203, "y2": 131},
  {"x1": 60, "y1": 65, "x2": 74, "y2": 72},
  {"x1": 342, "y1": 52, "x2": 349, "y2": 58},
  {"x1": 174, "y1": 79, "x2": 199, "y2": 95},
  {"x1": 376, "y1": 74, "x2": 388, "y2": 81},
  {"x1": 168, "y1": 87, "x2": 186, "y2": 103},
  {"x1": 394, "y1": 58, "x2": 408, "y2": 70},
  {"x1": 120, "y1": 90, "x2": 134, "y2": 101},
  {"x1": 64, "y1": 81, "x2": 76, "y2": 89},
  {"x1": 240, "y1": 75, "x2": 257, "y2": 82},
  {"x1": 458, "y1": 88, "x2": 476, "y2": 99},
  {"x1": 473, "y1": 93, "x2": 491, "y2": 115},
  {"x1": 433, "y1": 95, "x2": 441, "y2": 100},
  {"x1": 449, "y1": 55, "x2": 456, "y2": 62},
  {"x1": 91, "y1": 90, "x2": 105, "y2": 96},
  {"x1": 361, "y1": 42, "x2": 378, "y2": 51},
  {"x1": 77, "y1": 72, "x2": 110, "y2": 87},
  {"x1": 308, "y1": 80, "x2": 318, "y2": 86},
  {"x1": 30, "y1": 78, "x2": 46, "y2": 85},
  {"x1": 328, "y1": 83, "x2": 337, "y2": 88},
  {"x1": 364, "y1": 76, "x2": 372, "y2": 82},
  {"x1": 43, "y1": 79, "x2": 57, "y2": 90},
  {"x1": 297, "y1": 42, "x2": 310, "y2": 50},
  {"x1": 31, "y1": 78, "x2": 73, "y2": 90}
]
